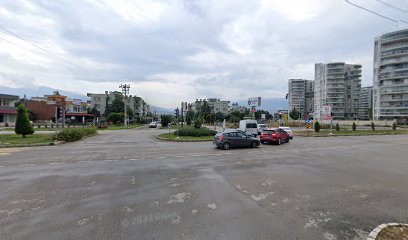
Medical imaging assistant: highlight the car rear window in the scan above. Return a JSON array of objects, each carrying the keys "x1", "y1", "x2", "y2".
[
  {"x1": 246, "y1": 123, "x2": 257, "y2": 128},
  {"x1": 262, "y1": 130, "x2": 276, "y2": 134}
]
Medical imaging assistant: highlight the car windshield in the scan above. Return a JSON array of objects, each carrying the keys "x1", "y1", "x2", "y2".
[{"x1": 1, "y1": 1, "x2": 407, "y2": 240}]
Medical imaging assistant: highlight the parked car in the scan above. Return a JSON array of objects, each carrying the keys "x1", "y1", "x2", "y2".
[
  {"x1": 260, "y1": 128, "x2": 290, "y2": 145},
  {"x1": 279, "y1": 127, "x2": 294, "y2": 139},
  {"x1": 258, "y1": 124, "x2": 267, "y2": 134},
  {"x1": 213, "y1": 130, "x2": 260, "y2": 150},
  {"x1": 149, "y1": 121, "x2": 157, "y2": 128},
  {"x1": 239, "y1": 120, "x2": 258, "y2": 137}
]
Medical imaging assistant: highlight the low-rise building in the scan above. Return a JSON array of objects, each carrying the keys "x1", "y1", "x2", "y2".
[
  {"x1": 0, "y1": 94, "x2": 19, "y2": 126},
  {"x1": 192, "y1": 98, "x2": 230, "y2": 115},
  {"x1": 230, "y1": 102, "x2": 248, "y2": 113}
]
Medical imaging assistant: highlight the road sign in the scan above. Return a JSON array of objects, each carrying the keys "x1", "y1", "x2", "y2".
[
  {"x1": 305, "y1": 119, "x2": 310, "y2": 124},
  {"x1": 261, "y1": 114, "x2": 266, "y2": 119},
  {"x1": 305, "y1": 123, "x2": 311, "y2": 129},
  {"x1": 168, "y1": 123, "x2": 170, "y2": 128}
]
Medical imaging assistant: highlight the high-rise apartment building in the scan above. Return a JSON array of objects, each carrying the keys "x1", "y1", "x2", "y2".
[
  {"x1": 373, "y1": 29, "x2": 408, "y2": 121},
  {"x1": 358, "y1": 86, "x2": 373, "y2": 120},
  {"x1": 314, "y1": 62, "x2": 362, "y2": 120},
  {"x1": 288, "y1": 79, "x2": 314, "y2": 119}
]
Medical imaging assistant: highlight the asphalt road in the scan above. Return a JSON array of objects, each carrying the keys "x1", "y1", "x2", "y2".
[{"x1": 1, "y1": 128, "x2": 408, "y2": 240}]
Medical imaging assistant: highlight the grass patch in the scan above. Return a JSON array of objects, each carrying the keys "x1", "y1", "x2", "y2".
[
  {"x1": 293, "y1": 129, "x2": 408, "y2": 137},
  {"x1": 376, "y1": 225, "x2": 408, "y2": 240},
  {"x1": 0, "y1": 134, "x2": 53, "y2": 145},
  {"x1": 158, "y1": 133, "x2": 213, "y2": 142}
]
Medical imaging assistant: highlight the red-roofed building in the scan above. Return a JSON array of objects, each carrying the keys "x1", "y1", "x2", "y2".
[{"x1": 0, "y1": 94, "x2": 19, "y2": 127}]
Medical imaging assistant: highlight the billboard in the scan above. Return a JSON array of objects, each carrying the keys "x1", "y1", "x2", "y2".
[
  {"x1": 248, "y1": 97, "x2": 261, "y2": 107},
  {"x1": 322, "y1": 105, "x2": 332, "y2": 120}
]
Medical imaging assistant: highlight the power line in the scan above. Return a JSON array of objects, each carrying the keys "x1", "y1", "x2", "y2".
[
  {"x1": 375, "y1": 0, "x2": 408, "y2": 13},
  {"x1": 0, "y1": 25, "x2": 100, "y2": 78},
  {"x1": 344, "y1": 0, "x2": 399, "y2": 23}
]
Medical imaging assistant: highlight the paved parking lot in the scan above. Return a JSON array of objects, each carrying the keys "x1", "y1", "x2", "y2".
[{"x1": 0, "y1": 128, "x2": 407, "y2": 239}]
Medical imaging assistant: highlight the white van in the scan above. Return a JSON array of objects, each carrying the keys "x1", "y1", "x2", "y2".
[{"x1": 239, "y1": 120, "x2": 258, "y2": 137}]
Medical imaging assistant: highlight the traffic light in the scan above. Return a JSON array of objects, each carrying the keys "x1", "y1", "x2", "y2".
[
  {"x1": 331, "y1": 111, "x2": 334, "y2": 117},
  {"x1": 175, "y1": 107, "x2": 179, "y2": 119},
  {"x1": 279, "y1": 112, "x2": 282, "y2": 119}
]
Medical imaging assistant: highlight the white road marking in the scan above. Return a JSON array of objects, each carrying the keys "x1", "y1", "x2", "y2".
[
  {"x1": 17, "y1": 164, "x2": 36, "y2": 167},
  {"x1": 104, "y1": 160, "x2": 118, "y2": 162},
  {"x1": 167, "y1": 192, "x2": 191, "y2": 204},
  {"x1": 49, "y1": 162, "x2": 64, "y2": 165},
  {"x1": 77, "y1": 161, "x2": 93, "y2": 164},
  {"x1": 0, "y1": 166, "x2": 5, "y2": 168},
  {"x1": 130, "y1": 176, "x2": 136, "y2": 185},
  {"x1": 207, "y1": 203, "x2": 217, "y2": 210}
]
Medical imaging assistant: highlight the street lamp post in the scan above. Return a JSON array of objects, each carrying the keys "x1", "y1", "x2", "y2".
[{"x1": 119, "y1": 84, "x2": 130, "y2": 128}]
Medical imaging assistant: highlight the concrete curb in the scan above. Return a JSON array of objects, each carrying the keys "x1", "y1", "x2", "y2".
[
  {"x1": 0, "y1": 141, "x2": 63, "y2": 148},
  {"x1": 295, "y1": 132, "x2": 408, "y2": 137},
  {"x1": 156, "y1": 134, "x2": 212, "y2": 142},
  {"x1": 367, "y1": 223, "x2": 408, "y2": 240}
]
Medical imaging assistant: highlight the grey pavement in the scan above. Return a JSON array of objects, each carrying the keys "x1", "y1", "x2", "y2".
[{"x1": 0, "y1": 128, "x2": 408, "y2": 239}]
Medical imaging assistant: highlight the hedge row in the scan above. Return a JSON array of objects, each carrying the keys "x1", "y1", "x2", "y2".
[
  {"x1": 52, "y1": 128, "x2": 97, "y2": 142},
  {"x1": 174, "y1": 127, "x2": 217, "y2": 137}
]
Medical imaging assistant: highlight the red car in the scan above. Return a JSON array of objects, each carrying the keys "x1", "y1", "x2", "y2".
[{"x1": 260, "y1": 128, "x2": 290, "y2": 145}]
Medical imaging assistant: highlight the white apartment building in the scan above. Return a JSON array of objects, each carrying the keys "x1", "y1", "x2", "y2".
[
  {"x1": 358, "y1": 86, "x2": 373, "y2": 120},
  {"x1": 373, "y1": 29, "x2": 408, "y2": 121},
  {"x1": 192, "y1": 98, "x2": 230, "y2": 115},
  {"x1": 288, "y1": 79, "x2": 314, "y2": 119},
  {"x1": 87, "y1": 91, "x2": 149, "y2": 120},
  {"x1": 314, "y1": 62, "x2": 362, "y2": 120}
]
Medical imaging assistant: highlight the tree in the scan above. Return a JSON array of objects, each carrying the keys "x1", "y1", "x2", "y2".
[
  {"x1": 289, "y1": 107, "x2": 300, "y2": 120},
  {"x1": 371, "y1": 122, "x2": 375, "y2": 131},
  {"x1": 88, "y1": 107, "x2": 101, "y2": 118},
  {"x1": 335, "y1": 123, "x2": 340, "y2": 131},
  {"x1": 15, "y1": 104, "x2": 34, "y2": 138},
  {"x1": 105, "y1": 94, "x2": 124, "y2": 116},
  {"x1": 392, "y1": 122, "x2": 397, "y2": 130},
  {"x1": 107, "y1": 112, "x2": 124, "y2": 124},
  {"x1": 161, "y1": 115, "x2": 172, "y2": 128},
  {"x1": 198, "y1": 100, "x2": 211, "y2": 115},
  {"x1": 194, "y1": 117, "x2": 203, "y2": 129},
  {"x1": 352, "y1": 122, "x2": 356, "y2": 131},
  {"x1": 215, "y1": 112, "x2": 225, "y2": 122},
  {"x1": 368, "y1": 108, "x2": 373, "y2": 120},
  {"x1": 255, "y1": 110, "x2": 273, "y2": 120},
  {"x1": 314, "y1": 121, "x2": 321, "y2": 132},
  {"x1": 186, "y1": 111, "x2": 195, "y2": 125}
]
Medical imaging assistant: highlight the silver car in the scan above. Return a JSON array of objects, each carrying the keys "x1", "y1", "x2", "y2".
[{"x1": 279, "y1": 127, "x2": 293, "y2": 139}]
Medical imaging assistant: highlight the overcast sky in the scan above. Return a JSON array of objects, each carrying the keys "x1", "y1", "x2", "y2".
[{"x1": 0, "y1": 0, "x2": 407, "y2": 108}]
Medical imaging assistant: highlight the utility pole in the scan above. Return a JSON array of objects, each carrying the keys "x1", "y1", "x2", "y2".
[{"x1": 119, "y1": 84, "x2": 130, "y2": 128}]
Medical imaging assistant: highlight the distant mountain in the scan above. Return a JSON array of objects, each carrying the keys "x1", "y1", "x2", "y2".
[
  {"x1": 0, "y1": 86, "x2": 87, "y2": 100},
  {"x1": 235, "y1": 98, "x2": 288, "y2": 114},
  {"x1": 150, "y1": 106, "x2": 173, "y2": 115}
]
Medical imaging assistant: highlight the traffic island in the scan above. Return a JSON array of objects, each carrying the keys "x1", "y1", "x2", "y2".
[
  {"x1": 0, "y1": 134, "x2": 55, "y2": 147},
  {"x1": 368, "y1": 223, "x2": 408, "y2": 240},
  {"x1": 157, "y1": 133, "x2": 213, "y2": 142}
]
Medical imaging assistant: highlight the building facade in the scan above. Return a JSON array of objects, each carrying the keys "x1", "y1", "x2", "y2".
[
  {"x1": 373, "y1": 29, "x2": 408, "y2": 121},
  {"x1": 87, "y1": 91, "x2": 150, "y2": 121},
  {"x1": 192, "y1": 98, "x2": 230, "y2": 115},
  {"x1": 0, "y1": 94, "x2": 19, "y2": 126},
  {"x1": 358, "y1": 86, "x2": 373, "y2": 120},
  {"x1": 288, "y1": 79, "x2": 314, "y2": 119},
  {"x1": 230, "y1": 102, "x2": 248, "y2": 113},
  {"x1": 314, "y1": 62, "x2": 362, "y2": 120}
]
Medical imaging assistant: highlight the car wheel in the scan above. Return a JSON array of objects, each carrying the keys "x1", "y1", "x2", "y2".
[
  {"x1": 260, "y1": 141, "x2": 264, "y2": 144},
  {"x1": 222, "y1": 142, "x2": 230, "y2": 150},
  {"x1": 251, "y1": 141, "x2": 258, "y2": 148},
  {"x1": 286, "y1": 138, "x2": 290, "y2": 143},
  {"x1": 277, "y1": 138, "x2": 281, "y2": 145}
]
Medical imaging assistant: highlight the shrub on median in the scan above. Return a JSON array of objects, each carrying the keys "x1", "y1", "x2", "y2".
[
  {"x1": 174, "y1": 127, "x2": 217, "y2": 137},
  {"x1": 52, "y1": 127, "x2": 97, "y2": 142}
]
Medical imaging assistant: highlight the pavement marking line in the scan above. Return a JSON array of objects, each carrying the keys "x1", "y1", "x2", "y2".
[
  {"x1": 128, "y1": 159, "x2": 139, "y2": 161},
  {"x1": 77, "y1": 161, "x2": 94, "y2": 164},
  {"x1": 104, "y1": 160, "x2": 118, "y2": 162},
  {"x1": 0, "y1": 166, "x2": 5, "y2": 168},
  {"x1": 17, "y1": 164, "x2": 36, "y2": 167},
  {"x1": 49, "y1": 162, "x2": 64, "y2": 165}
]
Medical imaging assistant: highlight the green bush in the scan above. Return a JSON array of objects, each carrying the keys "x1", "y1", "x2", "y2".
[
  {"x1": 335, "y1": 123, "x2": 340, "y2": 132},
  {"x1": 107, "y1": 113, "x2": 124, "y2": 124},
  {"x1": 161, "y1": 115, "x2": 172, "y2": 128},
  {"x1": 15, "y1": 104, "x2": 35, "y2": 138},
  {"x1": 175, "y1": 127, "x2": 217, "y2": 137},
  {"x1": 352, "y1": 122, "x2": 356, "y2": 131},
  {"x1": 371, "y1": 122, "x2": 375, "y2": 131},
  {"x1": 52, "y1": 127, "x2": 97, "y2": 142},
  {"x1": 314, "y1": 121, "x2": 321, "y2": 132},
  {"x1": 392, "y1": 122, "x2": 397, "y2": 130}
]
